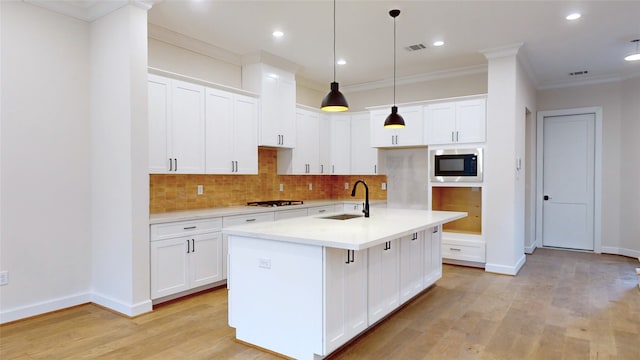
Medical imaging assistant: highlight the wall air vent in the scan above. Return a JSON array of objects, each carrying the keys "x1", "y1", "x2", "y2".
[
  {"x1": 569, "y1": 70, "x2": 589, "y2": 76},
  {"x1": 405, "y1": 43, "x2": 427, "y2": 51}
]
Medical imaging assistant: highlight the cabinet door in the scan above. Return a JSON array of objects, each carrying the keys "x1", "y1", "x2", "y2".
[
  {"x1": 329, "y1": 115, "x2": 351, "y2": 174},
  {"x1": 171, "y1": 80, "x2": 205, "y2": 173},
  {"x1": 368, "y1": 240, "x2": 400, "y2": 325},
  {"x1": 425, "y1": 102, "x2": 456, "y2": 145},
  {"x1": 290, "y1": 109, "x2": 319, "y2": 174},
  {"x1": 318, "y1": 113, "x2": 331, "y2": 174},
  {"x1": 324, "y1": 248, "x2": 368, "y2": 354},
  {"x1": 351, "y1": 113, "x2": 378, "y2": 175},
  {"x1": 423, "y1": 226, "x2": 442, "y2": 288},
  {"x1": 148, "y1": 74, "x2": 171, "y2": 173},
  {"x1": 233, "y1": 94, "x2": 259, "y2": 174},
  {"x1": 399, "y1": 232, "x2": 424, "y2": 303},
  {"x1": 279, "y1": 78, "x2": 297, "y2": 148},
  {"x1": 150, "y1": 237, "x2": 190, "y2": 299},
  {"x1": 190, "y1": 232, "x2": 224, "y2": 288},
  {"x1": 205, "y1": 87, "x2": 235, "y2": 174},
  {"x1": 260, "y1": 74, "x2": 281, "y2": 147},
  {"x1": 397, "y1": 105, "x2": 424, "y2": 146},
  {"x1": 369, "y1": 110, "x2": 394, "y2": 147},
  {"x1": 455, "y1": 98, "x2": 486, "y2": 143}
]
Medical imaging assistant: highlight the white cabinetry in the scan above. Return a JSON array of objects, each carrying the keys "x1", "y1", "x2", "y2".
[
  {"x1": 242, "y1": 63, "x2": 296, "y2": 148},
  {"x1": 424, "y1": 226, "x2": 442, "y2": 287},
  {"x1": 222, "y1": 212, "x2": 275, "y2": 280},
  {"x1": 307, "y1": 205, "x2": 335, "y2": 216},
  {"x1": 318, "y1": 113, "x2": 331, "y2": 175},
  {"x1": 367, "y1": 239, "x2": 399, "y2": 325},
  {"x1": 370, "y1": 105, "x2": 424, "y2": 147},
  {"x1": 329, "y1": 114, "x2": 351, "y2": 174},
  {"x1": 274, "y1": 208, "x2": 308, "y2": 221},
  {"x1": 324, "y1": 248, "x2": 368, "y2": 354},
  {"x1": 205, "y1": 88, "x2": 258, "y2": 174},
  {"x1": 399, "y1": 231, "x2": 425, "y2": 303},
  {"x1": 148, "y1": 74, "x2": 205, "y2": 174},
  {"x1": 425, "y1": 98, "x2": 486, "y2": 145},
  {"x1": 351, "y1": 113, "x2": 380, "y2": 175},
  {"x1": 150, "y1": 218, "x2": 223, "y2": 299},
  {"x1": 278, "y1": 107, "x2": 320, "y2": 174}
]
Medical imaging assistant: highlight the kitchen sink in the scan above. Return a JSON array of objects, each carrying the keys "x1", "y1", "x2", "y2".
[{"x1": 320, "y1": 214, "x2": 363, "y2": 220}]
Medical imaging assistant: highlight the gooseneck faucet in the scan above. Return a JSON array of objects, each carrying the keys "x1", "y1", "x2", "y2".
[{"x1": 351, "y1": 179, "x2": 370, "y2": 218}]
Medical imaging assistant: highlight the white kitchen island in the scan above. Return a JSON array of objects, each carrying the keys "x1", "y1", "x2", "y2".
[{"x1": 224, "y1": 208, "x2": 466, "y2": 360}]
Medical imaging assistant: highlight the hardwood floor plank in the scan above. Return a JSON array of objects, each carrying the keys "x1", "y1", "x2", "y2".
[{"x1": 2, "y1": 248, "x2": 638, "y2": 360}]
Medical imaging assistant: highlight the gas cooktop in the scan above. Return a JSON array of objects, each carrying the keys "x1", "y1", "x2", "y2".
[{"x1": 247, "y1": 200, "x2": 304, "y2": 207}]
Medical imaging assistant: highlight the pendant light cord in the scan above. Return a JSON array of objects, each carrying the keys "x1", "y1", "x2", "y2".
[
  {"x1": 393, "y1": 14, "x2": 396, "y2": 106},
  {"x1": 332, "y1": 0, "x2": 336, "y2": 82}
]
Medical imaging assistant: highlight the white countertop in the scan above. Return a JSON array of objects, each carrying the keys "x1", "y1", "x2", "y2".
[{"x1": 223, "y1": 208, "x2": 467, "y2": 250}]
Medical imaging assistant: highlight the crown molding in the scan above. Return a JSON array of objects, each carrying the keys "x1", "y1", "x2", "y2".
[
  {"x1": 25, "y1": 0, "x2": 156, "y2": 22},
  {"x1": 240, "y1": 51, "x2": 299, "y2": 74},
  {"x1": 342, "y1": 64, "x2": 488, "y2": 93},
  {"x1": 480, "y1": 43, "x2": 524, "y2": 60},
  {"x1": 537, "y1": 71, "x2": 640, "y2": 90}
]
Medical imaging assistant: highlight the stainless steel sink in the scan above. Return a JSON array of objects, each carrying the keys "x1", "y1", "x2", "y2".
[{"x1": 320, "y1": 214, "x2": 363, "y2": 220}]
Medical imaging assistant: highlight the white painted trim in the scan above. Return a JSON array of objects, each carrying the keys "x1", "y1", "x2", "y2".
[
  {"x1": 524, "y1": 243, "x2": 537, "y2": 254},
  {"x1": 485, "y1": 254, "x2": 526, "y2": 275},
  {"x1": 536, "y1": 107, "x2": 603, "y2": 253},
  {"x1": 601, "y1": 247, "x2": 640, "y2": 259},
  {"x1": 91, "y1": 292, "x2": 153, "y2": 317},
  {"x1": 0, "y1": 293, "x2": 91, "y2": 324},
  {"x1": 537, "y1": 71, "x2": 640, "y2": 90},
  {"x1": 480, "y1": 43, "x2": 523, "y2": 59}
]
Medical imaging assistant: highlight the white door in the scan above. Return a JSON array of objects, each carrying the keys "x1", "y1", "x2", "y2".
[{"x1": 542, "y1": 113, "x2": 595, "y2": 250}]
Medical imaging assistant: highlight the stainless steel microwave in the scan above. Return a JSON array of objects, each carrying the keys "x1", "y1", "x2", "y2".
[{"x1": 430, "y1": 148, "x2": 483, "y2": 182}]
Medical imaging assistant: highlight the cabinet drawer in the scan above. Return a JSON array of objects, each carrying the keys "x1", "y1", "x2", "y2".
[
  {"x1": 223, "y1": 212, "x2": 274, "y2": 227},
  {"x1": 274, "y1": 208, "x2": 308, "y2": 221},
  {"x1": 151, "y1": 218, "x2": 222, "y2": 241},
  {"x1": 307, "y1": 205, "x2": 335, "y2": 216},
  {"x1": 442, "y1": 240, "x2": 485, "y2": 262}
]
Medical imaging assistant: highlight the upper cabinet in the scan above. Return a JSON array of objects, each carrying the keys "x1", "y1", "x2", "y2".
[
  {"x1": 329, "y1": 114, "x2": 351, "y2": 175},
  {"x1": 205, "y1": 88, "x2": 258, "y2": 174},
  {"x1": 351, "y1": 113, "x2": 380, "y2": 175},
  {"x1": 242, "y1": 63, "x2": 296, "y2": 148},
  {"x1": 278, "y1": 107, "x2": 321, "y2": 174},
  {"x1": 148, "y1": 74, "x2": 205, "y2": 174},
  {"x1": 370, "y1": 105, "x2": 424, "y2": 148},
  {"x1": 424, "y1": 97, "x2": 486, "y2": 145}
]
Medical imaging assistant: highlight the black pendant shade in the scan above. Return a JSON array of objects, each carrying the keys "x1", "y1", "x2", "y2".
[
  {"x1": 321, "y1": 0, "x2": 348, "y2": 112},
  {"x1": 321, "y1": 82, "x2": 349, "y2": 112},
  {"x1": 384, "y1": 9, "x2": 405, "y2": 128},
  {"x1": 384, "y1": 106, "x2": 405, "y2": 128}
]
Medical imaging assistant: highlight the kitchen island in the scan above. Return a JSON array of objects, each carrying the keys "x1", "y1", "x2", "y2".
[{"x1": 224, "y1": 208, "x2": 466, "y2": 360}]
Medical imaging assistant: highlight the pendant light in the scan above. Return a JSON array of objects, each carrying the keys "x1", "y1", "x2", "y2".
[
  {"x1": 625, "y1": 39, "x2": 640, "y2": 62},
  {"x1": 321, "y1": 0, "x2": 349, "y2": 112},
  {"x1": 384, "y1": 9, "x2": 405, "y2": 128}
]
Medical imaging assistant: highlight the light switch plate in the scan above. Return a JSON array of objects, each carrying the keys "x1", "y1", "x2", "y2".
[{"x1": 0, "y1": 271, "x2": 8, "y2": 286}]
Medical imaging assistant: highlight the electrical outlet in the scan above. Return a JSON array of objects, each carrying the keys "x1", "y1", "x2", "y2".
[
  {"x1": 344, "y1": 182, "x2": 349, "y2": 190},
  {"x1": 279, "y1": 184, "x2": 284, "y2": 192},
  {"x1": 197, "y1": 185, "x2": 203, "y2": 195},
  {"x1": 308, "y1": 183, "x2": 313, "y2": 191},
  {"x1": 258, "y1": 258, "x2": 271, "y2": 269},
  {"x1": 381, "y1": 182, "x2": 387, "y2": 190},
  {"x1": 0, "y1": 271, "x2": 8, "y2": 286}
]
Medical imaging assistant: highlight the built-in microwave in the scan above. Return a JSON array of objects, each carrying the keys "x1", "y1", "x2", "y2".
[{"x1": 430, "y1": 148, "x2": 483, "y2": 183}]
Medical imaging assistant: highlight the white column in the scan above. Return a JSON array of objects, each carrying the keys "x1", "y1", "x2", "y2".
[
  {"x1": 481, "y1": 44, "x2": 527, "y2": 275},
  {"x1": 90, "y1": 3, "x2": 151, "y2": 316}
]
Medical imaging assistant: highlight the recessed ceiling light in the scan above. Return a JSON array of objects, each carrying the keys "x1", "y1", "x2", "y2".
[
  {"x1": 272, "y1": 30, "x2": 284, "y2": 38},
  {"x1": 566, "y1": 13, "x2": 581, "y2": 21},
  {"x1": 433, "y1": 40, "x2": 445, "y2": 47},
  {"x1": 337, "y1": 59, "x2": 346, "y2": 65}
]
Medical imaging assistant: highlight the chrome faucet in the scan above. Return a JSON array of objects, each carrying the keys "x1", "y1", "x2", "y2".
[{"x1": 351, "y1": 179, "x2": 370, "y2": 218}]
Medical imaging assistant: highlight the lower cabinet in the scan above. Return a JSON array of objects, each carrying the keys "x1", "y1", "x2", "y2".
[
  {"x1": 150, "y1": 232, "x2": 223, "y2": 299},
  {"x1": 324, "y1": 248, "x2": 368, "y2": 354},
  {"x1": 399, "y1": 231, "x2": 425, "y2": 303},
  {"x1": 424, "y1": 226, "x2": 442, "y2": 287},
  {"x1": 368, "y1": 239, "x2": 400, "y2": 325}
]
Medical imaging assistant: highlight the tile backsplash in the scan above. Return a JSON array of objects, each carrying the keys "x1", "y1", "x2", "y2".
[{"x1": 150, "y1": 148, "x2": 387, "y2": 213}]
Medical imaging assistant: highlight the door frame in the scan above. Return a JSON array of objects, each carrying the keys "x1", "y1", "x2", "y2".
[{"x1": 535, "y1": 107, "x2": 602, "y2": 253}]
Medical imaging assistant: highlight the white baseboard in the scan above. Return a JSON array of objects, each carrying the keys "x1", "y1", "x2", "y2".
[
  {"x1": 485, "y1": 254, "x2": 526, "y2": 276},
  {"x1": 91, "y1": 292, "x2": 153, "y2": 317},
  {"x1": 0, "y1": 292, "x2": 91, "y2": 324},
  {"x1": 524, "y1": 243, "x2": 537, "y2": 254},
  {"x1": 601, "y1": 246, "x2": 640, "y2": 259}
]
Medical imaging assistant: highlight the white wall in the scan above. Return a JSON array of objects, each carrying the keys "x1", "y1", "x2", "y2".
[
  {"x1": 0, "y1": 2, "x2": 92, "y2": 322},
  {"x1": 90, "y1": 5, "x2": 151, "y2": 316},
  {"x1": 537, "y1": 77, "x2": 640, "y2": 256}
]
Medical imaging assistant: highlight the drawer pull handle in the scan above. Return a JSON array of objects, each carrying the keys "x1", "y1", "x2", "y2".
[
  {"x1": 183, "y1": 226, "x2": 197, "y2": 230},
  {"x1": 450, "y1": 247, "x2": 462, "y2": 251},
  {"x1": 318, "y1": 209, "x2": 326, "y2": 213},
  {"x1": 245, "y1": 218, "x2": 257, "y2": 222}
]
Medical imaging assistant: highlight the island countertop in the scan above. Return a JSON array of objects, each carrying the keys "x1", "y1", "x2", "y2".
[{"x1": 223, "y1": 208, "x2": 467, "y2": 250}]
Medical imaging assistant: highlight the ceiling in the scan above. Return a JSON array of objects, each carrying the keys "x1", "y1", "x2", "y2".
[{"x1": 28, "y1": 0, "x2": 640, "y2": 90}]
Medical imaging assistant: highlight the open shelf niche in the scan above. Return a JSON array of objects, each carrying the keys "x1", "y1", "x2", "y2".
[{"x1": 431, "y1": 186, "x2": 482, "y2": 235}]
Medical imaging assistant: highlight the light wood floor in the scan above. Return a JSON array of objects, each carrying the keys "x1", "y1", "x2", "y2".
[{"x1": 1, "y1": 248, "x2": 638, "y2": 359}]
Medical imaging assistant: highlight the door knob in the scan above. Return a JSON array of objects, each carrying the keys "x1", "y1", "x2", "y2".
[{"x1": 543, "y1": 195, "x2": 551, "y2": 200}]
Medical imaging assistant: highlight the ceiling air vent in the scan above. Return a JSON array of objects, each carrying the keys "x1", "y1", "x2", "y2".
[
  {"x1": 569, "y1": 70, "x2": 589, "y2": 76},
  {"x1": 405, "y1": 43, "x2": 426, "y2": 51}
]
